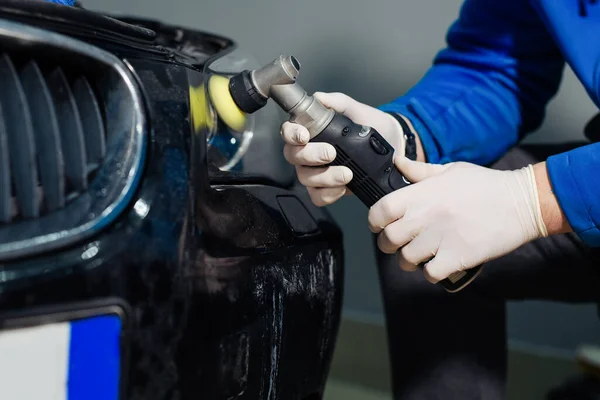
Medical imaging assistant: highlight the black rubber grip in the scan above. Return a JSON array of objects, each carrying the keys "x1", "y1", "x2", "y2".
[
  {"x1": 311, "y1": 113, "x2": 409, "y2": 207},
  {"x1": 228, "y1": 70, "x2": 267, "y2": 114},
  {"x1": 311, "y1": 112, "x2": 482, "y2": 292}
]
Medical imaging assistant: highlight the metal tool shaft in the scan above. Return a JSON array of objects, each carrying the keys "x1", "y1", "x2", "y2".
[{"x1": 250, "y1": 55, "x2": 334, "y2": 139}]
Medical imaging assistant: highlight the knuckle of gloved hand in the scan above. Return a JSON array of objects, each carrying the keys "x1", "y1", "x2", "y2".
[
  {"x1": 293, "y1": 126, "x2": 307, "y2": 144},
  {"x1": 379, "y1": 196, "x2": 398, "y2": 222},
  {"x1": 432, "y1": 202, "x2": 459, "y2": 221},
  {"x1": 398, "y1": 255, "x2": 418, "y2": 271},
  {"x1": 307, "y1": 188, "x2": 327, "y2": 207},
  {"x1": 337, "y1": 167, "x2": 352, "y2": 185},
  {"x1": 320, "y1": 188, "x2": 344, "y2": 206},
  {"x1": 282, "y1": 123, "x2": 305, "y2": 144},
  {"x1": 296, "y1": 167, "x2": 314, "y2": 187},
  {"x1": 424, "y1": 263, "x2": 446, "y2": 283},
  {"x1": 379, "y1": 229, "x2": 398, "y2": 254},
  {"x1": 334, "y1": 187, "x2": 347, "y2": 200},
  {"x1": 457, "y1": 256, "x2": 475, "y2": 272},
  {"x1": 281, "y1": 128, "x2": 294, "y2": 144},
  {"x1": 400, "y1": 246, "x2": 419, "y2": 265},
  {"x1": 318, "y1": 145, "x2": 335, "y2": 163}
]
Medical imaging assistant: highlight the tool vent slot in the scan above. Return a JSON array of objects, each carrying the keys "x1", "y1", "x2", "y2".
[
  {"x1": 0, "y1": 53, "x2": 107, "y2": 224},
  {"x1": 333, "y1": 145, "x2": 386, "y2": 206}
]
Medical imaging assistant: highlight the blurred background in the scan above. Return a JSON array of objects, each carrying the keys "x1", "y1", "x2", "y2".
[{"x1": 82, "y1": 0, "x2": 600, "y2": 398}]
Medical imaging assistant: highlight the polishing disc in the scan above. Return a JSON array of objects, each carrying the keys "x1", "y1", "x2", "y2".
[
  {"x1": 189, "y1": 83, "x2": 214, "y2": 134},
  {"x1": 208, "y1": 75, "x2": 248, "y2": 132}
]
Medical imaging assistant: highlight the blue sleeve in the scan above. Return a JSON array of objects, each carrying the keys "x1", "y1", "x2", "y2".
[
  {"x1": 378, "y1": 0, "x2": 565, "y2": 166},
  {"x1": 45, "y1": 0, "x2": 76, "y2": 5},
  {"x1": 547, "y1": 145, "x2": 600, "y2": 247}
]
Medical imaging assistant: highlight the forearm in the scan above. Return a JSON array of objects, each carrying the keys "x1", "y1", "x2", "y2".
[
  {"x1": 533, "y1": 162, "x2": 572, "y2": 236},
  {"x1": 380, "y1": 0, "x2": 564, "y2": 166}
]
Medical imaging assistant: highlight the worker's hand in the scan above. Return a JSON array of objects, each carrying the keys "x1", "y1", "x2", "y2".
[
  {"x1": 280, "y1": 92, "x2": 406, "y2": 207},
  {"x1": 368, "y1": 157, "x2": 549, "y2": 284}
]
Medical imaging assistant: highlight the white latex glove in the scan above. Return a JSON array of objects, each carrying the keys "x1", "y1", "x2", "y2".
[
  {"x1": 368, "y1": 157, "x2": 549, "y2": 283},
  {"x1": 280, "y1": 92, "x2": 406, "y2": 206}
]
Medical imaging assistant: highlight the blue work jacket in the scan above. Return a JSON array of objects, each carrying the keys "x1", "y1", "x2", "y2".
[{"x1": 380, "y1": 0, "x2": 600, "y2": 247}]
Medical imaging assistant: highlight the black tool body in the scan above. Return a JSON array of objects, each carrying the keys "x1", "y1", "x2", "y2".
[
  {"x1": 312, "y1": 112, "x2": 482, "y2": 293},
  {"x1": 311, "y1": 113, "x2": 408, "y2": 206}
]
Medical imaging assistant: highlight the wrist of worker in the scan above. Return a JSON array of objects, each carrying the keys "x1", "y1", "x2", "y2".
[
  {"x1": 532, "y1": 162, "x2": 573, "y2": 236},
  {"x1": 510, "y1": 161, "x2": 572, "y2": 240}
]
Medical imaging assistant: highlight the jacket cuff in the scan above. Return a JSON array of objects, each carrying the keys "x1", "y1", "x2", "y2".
[{"x1": 546, "y1": 144, "x2": 600, "y2": 247}]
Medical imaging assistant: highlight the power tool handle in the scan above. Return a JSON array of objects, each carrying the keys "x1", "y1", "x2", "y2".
[
  {"x1": 309, "y1": 112, "x2": 482, "y2": 293},
  {"x1": 309, "y1": 113, "x2": 409, "y2": 207}
]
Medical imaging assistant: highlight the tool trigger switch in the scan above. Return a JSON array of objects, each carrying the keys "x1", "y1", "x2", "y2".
[{"x1": 369, "y1": 136, "x2": 389, "y2": 155}]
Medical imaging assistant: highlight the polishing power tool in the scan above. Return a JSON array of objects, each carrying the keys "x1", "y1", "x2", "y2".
[{"x1": 209, "y1": 55, "x2": 482, "y2": 293}]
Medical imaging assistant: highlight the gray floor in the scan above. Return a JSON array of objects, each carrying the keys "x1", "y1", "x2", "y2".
[
  {"x1": 325, "y1": 318, "x2": 582, "y2": 400},
  {"x1": 325, "y1": 379, "x2": 390, "y2": 400}
]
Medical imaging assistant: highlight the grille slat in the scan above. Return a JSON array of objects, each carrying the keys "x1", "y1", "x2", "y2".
[
  {"x1": 0, "y1": 54, "x2": 40, "y2": 219},
  {"x1": 0, "y1": 103, "x2": 10, "y2": 223},
  {"x1": 0, "y1": 54, "x2": 111, "y2": 223},
  {"x1": 0, "y1": 18, "x2": 146, "y2": 261},
  {"x1": 73, "y1": 76, "x2": 106, "y2": 166},
  {"x1": 46, "y1": 67, "x2": 88, "y2": 192},
  {"x1": 20, "y1": 61, "x2": 66, "y2": 212}
]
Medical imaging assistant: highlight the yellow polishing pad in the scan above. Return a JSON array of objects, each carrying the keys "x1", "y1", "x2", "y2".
[
  {"x1": 208, "y1": 75, "x2": 248, "y2": 132},
  {"x1": 189, "y1": 83, "x2": 214, "y2": 134}
]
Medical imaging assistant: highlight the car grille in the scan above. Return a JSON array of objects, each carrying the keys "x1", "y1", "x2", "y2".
[
  {"x1": 0, "y1": 18, "x2": 147, "y2": 260},
  {"x1": 0, "y1": 55, "x2": 107, "y2": 222}
]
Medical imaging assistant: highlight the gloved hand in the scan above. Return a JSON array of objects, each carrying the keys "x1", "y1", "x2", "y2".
[
  {"x1": 280, "y1": 92, "x2": 406, "y2": 206},
  {"x1": 368, "y1": 157, "x2": 549, "y2": 283}
]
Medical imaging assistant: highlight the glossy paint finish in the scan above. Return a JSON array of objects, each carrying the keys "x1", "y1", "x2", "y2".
[{"x1": 0, "y1": 3, "x2": 344, "y2": 399}]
